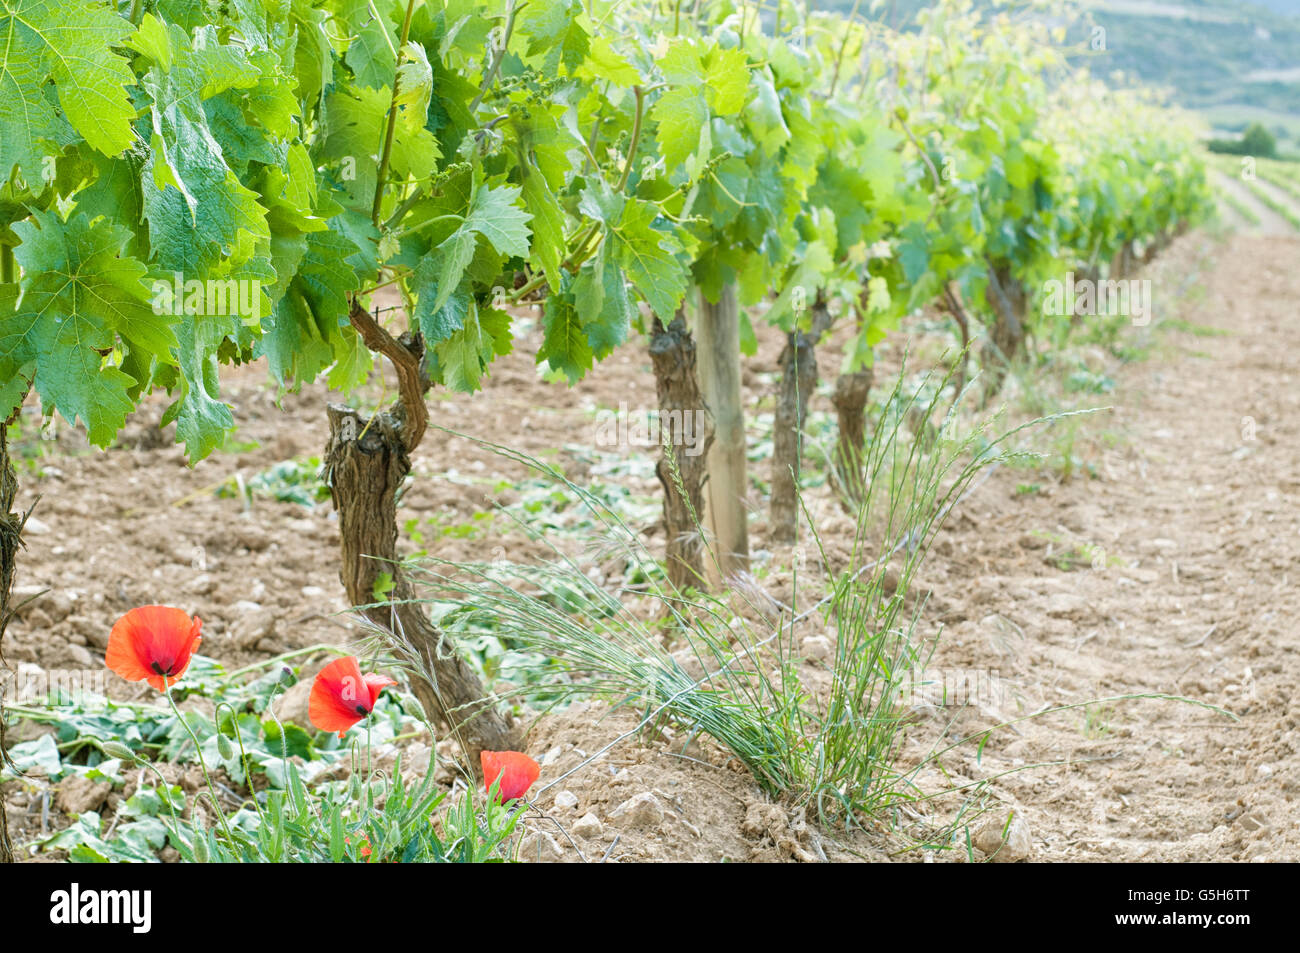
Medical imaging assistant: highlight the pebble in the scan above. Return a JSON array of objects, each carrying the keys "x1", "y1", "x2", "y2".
[
  {"x1": 801, "y1": 635, "x2": 834, "y2": 662},
  {"x1": 274, "y1": 678, "x2": 313, "y2": 728},
  {"x1": 56, "y1": 775, "x2": 111, "y2": 815},
  {"x1": 66, "y1": 644, "x2": 93, "y2": 668},
  {"x1": 572, "y1": 812, "x2": 603, "y2": 839},
  {"x1": 185, "y1": 573, "x2": 215, "y2": 595},
  {"x1": 973, "y1": 813, "x2": 1032, "y2": 863},
  {"x1": 48, "y1": 592, "x2": 78, "y2": 624},
  {"x1": 610, "y1": 792, "x2": 664, "y2": 829},
  {"x1": 231, "y1": 609, "x2": 278, "y2": 650},
  {"x1": 518, "y1": 831, "x2": 564, "y2": 861},
  {"x1": 1044, "y1": 593, "x2": 1088, "y2": 619},
  {"x1": 552, "y1": 790, "x2": 579, "y2": 810},
  {"x1": 669, "y1": 648, "x2": 705, "y2": 679},
  {"x1": 1238, "y1": 812, "x2": 1269, "y2": 833}
]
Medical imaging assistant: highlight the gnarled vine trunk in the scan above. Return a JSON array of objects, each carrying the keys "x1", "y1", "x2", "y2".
[
  {"x1": 1, "y1": 421, "x2": 21, "y2": 863},
  {"x1": 326, "y1": 302, "x2": 517, "y2": 772},
  {"x1": 982, "y1": 263, "x2": 1027, "y2": 402},
  {"x1": 1111, "y1": 240, "x2": 1135, "y2": 281},
  {"x1": 695, "y1": 284, "x2": 749, "y2": 580},
  {"x1": 648, "y1": 315, "x2": 713, "y2": 590},
  {"x1": 942, "y1": 282, "x2": 973, "y2": 397},
  {"x1": 830, "y1": 369, "x2": 873, "y2": 508},
  {"x1": 769, "y1": 298, "x2": 831, "y2": 544}
]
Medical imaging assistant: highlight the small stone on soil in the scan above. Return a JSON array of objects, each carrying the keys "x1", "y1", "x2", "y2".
[
  {"x1": 572, "y1": 813, "x2": 603, "y2": 839},
  {"x1": 973, "y1": 814, "x2": 1032, "y2": 863},
  {"x1": 801, "y1": 635, "x2": 833, "y2": 662},
  {"x1": 56, "y1": 775, "x2": 111, "y2": 815},
  {"x1": 610, "y1": 792, "x2": 664, "y2": 829},
  {"x1": 518, "y1": 831, "x2": 564, "y2": 861}
]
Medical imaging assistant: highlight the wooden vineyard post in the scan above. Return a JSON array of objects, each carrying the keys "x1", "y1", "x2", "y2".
[{"x1": 695, "y1": 284, "x2": 750, "y2": 581}]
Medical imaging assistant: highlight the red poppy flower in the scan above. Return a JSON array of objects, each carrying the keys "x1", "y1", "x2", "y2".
[
  {"x1": 105, "y1": 606, "x2": 203, "y2": 691},
  {"x1": 345, "y1": 835, "x2": 373, "y2": 862},
  {"x1": 481, "y1": 750, "x2": 540, "y2": 803},
  {"x1": 308, "y1": 656, "x2": 396, "y2": 738}
]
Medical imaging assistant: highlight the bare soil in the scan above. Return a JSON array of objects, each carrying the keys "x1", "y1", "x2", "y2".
[{"x1": 3, "y1": 229, "x2": 1298, "y2": 862}]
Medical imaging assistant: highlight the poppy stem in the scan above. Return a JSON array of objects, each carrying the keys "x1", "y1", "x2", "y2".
[
  {"x1": 165, "y1": 685, "x2": 236, "y2": 848},
  {"x1": 137, "y1": 759, "x2": 187, "y2": 844},
  {"x1": 221, "y1": 643, "x2": 347, "y2": 681},
  {"x1": 365, "y1": 720, "x2": 374, "y2": 786},
  {"x1": 264, "y1": 683, "x2": 290, "y2": 764},
  {"x1": 214, "y1": 701, "x2": 266, "y2": 827}
]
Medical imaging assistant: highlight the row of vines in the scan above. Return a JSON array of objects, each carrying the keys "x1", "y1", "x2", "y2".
[{"x1": 0, "y1": 0, "x2": 1213, "y2": 859}]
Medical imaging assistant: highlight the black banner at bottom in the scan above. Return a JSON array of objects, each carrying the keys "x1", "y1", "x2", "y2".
[{"x1": 1, "y1": 861, "x2": 1282, "y2": 941}]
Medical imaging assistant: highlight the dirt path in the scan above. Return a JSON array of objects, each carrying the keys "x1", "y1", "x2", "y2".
[
  {"x1": 925, "y1": 231, "x2": 1300, "y2": 861},
  {"x1": 3, "y1": 230, "x2": 1297, "y2": 862}
]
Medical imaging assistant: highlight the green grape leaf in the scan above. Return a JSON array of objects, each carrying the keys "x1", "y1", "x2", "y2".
[
  {"x1": 326, "y1": 324, "x2": 373, "y2": 393},
  {"x1": 295, "y1": 230, "x2": 363, "y2": 323},
  {"x1": 347, "y1": 15, "x2": 399, "y2": 91},
  {"x1": 651, "y1": 87, "x2": 708, "y2": 170},
  {"x1": 463, "y1": 183, "x2": 532, "y2": 258},
  {"x1": 2, "y1": 212, "x2": 173, "y2": 447},
  {"x1": 140, "y1": 26, "x2": 269, "y2": 275},
  {"x1": 0, "y1": 0, "x2": 137, "y2": 181},
  {"x1": 172, "y1": 317, "x2": 237, "y2": 462},
  {"x1": 520, "y1": 166, "x2": 566, "y2": 292},
  {"x1": 704, "y1": 46, "x2": 750, "y2": 116},
  {"x1": 323, "y1": 83, "x2": 439, "y2": 212},
  {"x1": 517, "y1": 0, "x2": 589, "y2": 73},
  {"x1": 410, "y1": 233, "x2": 477, "y2": 334},
  {"x1": 572, "y1": 250, "x2": 634, "y2": 361},
  {"x1": 580, "y1": 36, "x2": 640, "y2": 85},
  {"x1": 608, "y1": 199, "x2": 687, "y2": 320},
  {"x1": 537, "y1": 292, "x2": 592, "y2": 384},
  {"x1": 433, "y1": 302, "x2": 511, "y2": 393},
  {"x1": 395, "y1": 43, "x2": 433, "y2": 120}
]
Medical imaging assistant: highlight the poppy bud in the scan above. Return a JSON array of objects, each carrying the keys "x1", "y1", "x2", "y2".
[{"x1": 100, "y1": 741, "x2": 136, "y2": 762}]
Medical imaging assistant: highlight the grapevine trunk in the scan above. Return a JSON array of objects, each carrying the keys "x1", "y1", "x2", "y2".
[
  {"x1": 770, "y1": 299, "x2": 831, "y2": 543},
  {"x1": 982, "y1": 264, "x2": 1028, "y2": 400},
  {"x1": 323, "y1": 404, "x2": 518, "y2": 770},
  {"x1": 0, "y1": 422, "x2": 19, "y2": 863},
  {"x1": 831, "y1": 370, "x2": 873, "y2": 508},
  {"x1": 648, "y1": 315, "x2": 713, "y2": 590}
]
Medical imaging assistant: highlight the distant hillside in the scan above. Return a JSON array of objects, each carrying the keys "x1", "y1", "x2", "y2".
[{"x1": 819, "y1": 0, "x2": 1300, "y2": 152}]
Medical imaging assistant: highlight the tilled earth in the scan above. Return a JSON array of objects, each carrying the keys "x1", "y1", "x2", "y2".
[{"x1": 2, "y1": 229, "x2": 1297, "y2": 862}]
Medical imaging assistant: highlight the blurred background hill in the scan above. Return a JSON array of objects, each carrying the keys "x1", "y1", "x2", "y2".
[{"x1": 823, "y1": 0, "x2": 1300, "y2": 158}]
